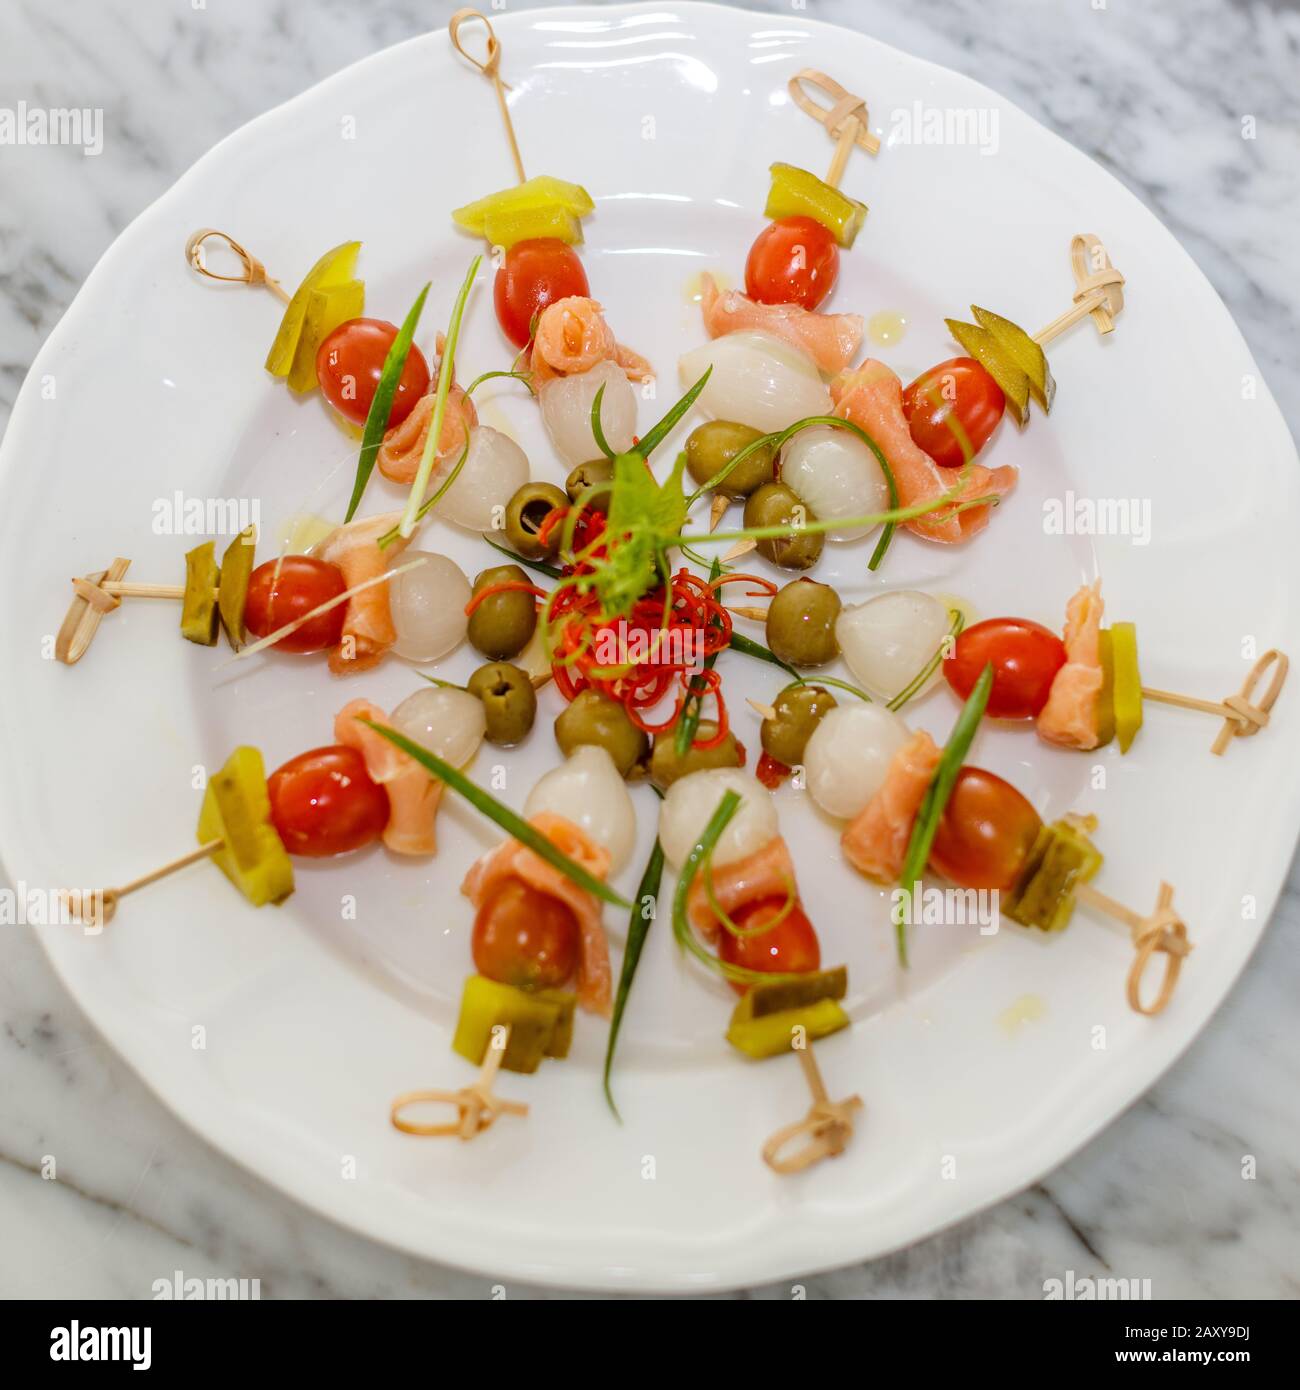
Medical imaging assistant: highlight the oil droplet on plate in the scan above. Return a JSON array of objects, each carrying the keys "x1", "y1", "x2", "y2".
[
  {"x1": 867, "y1": 310, "x2": 907, "y2": 347},
  {"x1": 685, "y1": 270, "x2": 730, "y2": 304},
  {"x1": 276, "y1": 512, "x2": 336, "y2": 554},
  {"x1": 997, "y1": 994, "x2": 1046, "y2": 1036}
]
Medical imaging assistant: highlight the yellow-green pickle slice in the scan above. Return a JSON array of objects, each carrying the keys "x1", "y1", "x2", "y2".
[
  {"x1": 180, "y1": 540, "x2": 220, "y2": 646},
  {"x1": 217, "y1": 526, "x2": 257, "y2": 649},
  {"x1": 196, "y1": 746, "x2": 294, "y2": 907},
  {"x1": 726, "y1": 964, "x2": 851, "y2": 1058},
  {"x1": 1003, "y1": 815, "x2": 1103, "y2": 933},
  {"x1": 971, "y1": 305, "x2": 1055, "y2": 412},
  {"x1": 764, "y1": 163, "x2": 867, "y2": 247},
  {"x1": 451, "y1": 975, "x2": 576, "y2": 1074}
]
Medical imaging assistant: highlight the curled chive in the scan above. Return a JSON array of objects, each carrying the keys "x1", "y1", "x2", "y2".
[
  {"x1": 590, "y1": 383, "x2": 616, "y2": 460},
  {"x1": 887, "y1": 608, "x2": 965, "y2": 712}
]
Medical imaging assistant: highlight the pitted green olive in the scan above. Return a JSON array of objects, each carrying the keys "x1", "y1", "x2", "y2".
[
  {"x1": 766, "y1": 578, "x2": 841, "y2": 667},
  {"x1": 504, "y1": 482, "x2": 568, "y2": 560},
  {"x1": 466, "y1": 662, "x2": 537, "y2": 746},
  {"x1": 685, "y1": 420, "x2": 775, "y2": 498},
  {"x1": 743, "y1": 482, "x2": 824, "y2": 570},
  {"x1": 760, "y1": 685, "x2": 838, "y2": 767},
  {"x1": 467, "y1": 564, "x2": 537, "y2": 661},
  {"x1": 553, "y1": 688, "x2": 649, "y2": 779}
]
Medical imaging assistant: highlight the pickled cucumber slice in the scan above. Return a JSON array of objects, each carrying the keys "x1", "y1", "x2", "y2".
[
  {"x1": 180, "y1": 541, "x2": 220, "y2": 647},
  {"x1": 196, "y1": 746, "x2": 294, "y2": 907},
  {"x1": 286, "y1": 279, "x2": 365, "y2": 393},
  {"x1": 946, "y1": 318, "x2": 1031, "y2": 425},
  {"x1": 451, "y1": 975, "x2": 571, "y2": 1074},
  {"x1": 971, "y1": 305, "x2": 1055, "y2": 413},
  {"x1": 1003, "y1": 815, "x2": 1102, "y2": 933},
  {"x1": 726, "y1": 998, "x2": 850, "y2": 1060},
  {"x1": 731, "y1": 965, "x2": 848, "y2": 1023},
  {"x1": 1111, "y1": 622, "x2": 1143, "y2": 753},
  {"x1": 482, "y1": 203, "x2": 583, "y2": 250},
  {"x1": 452, "y1": 176, "x2": 595, "y2": 234},
  {"x1": 1096, "y1": 629, "x2": 1116, "y2": 748},
  {"x1": 264, "y1": 240, "x2": 363, "y2": 387},
  {"x1": 217, "y1": 526, "x2": 257, "y2": 649},
  {"x1": 765, "y1": 163, "x2": 867, "y2": 247}
]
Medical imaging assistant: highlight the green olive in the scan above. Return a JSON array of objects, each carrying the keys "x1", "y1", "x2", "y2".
[
  {"x1": 466, "y1": 662, "x2": 537, "y2": 746},
  {"x1": 743, "y1": 482, "x2": 824, "y2": 570},
  {"x1": 685, "y1": 421, "x2": 775, "y2": 499},
  {"x1": 765, "y1": 578, "x2": 841, "y2": 667},
  {"x1": 504, "y1": 481, "x2": 568, "y2": 560},
  {"x1": 761, "y1": 685, "x2": 838, "y2": 768},
  {"x1": 565, "y1": 458, "x2": 614, "y2": 515},
  {"x1": 554, "y1": 688, "x2": 648, "y2": 779},
  {"x1": 648, "y1": 722, "x2": 743, "y2": 789},
  {"x1": 467, "y1": 564, "x2": 537, "y2": 661}
]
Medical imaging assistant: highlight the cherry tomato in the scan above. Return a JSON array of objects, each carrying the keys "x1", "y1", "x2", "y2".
[
  {"x1": 267, "y1": 745, "x2": 389, "y2": 858},
  {"x1": 719, "y1": 898, "x2": 821, "y2": 994},
  {"x1": 929, "y1": 767, "x2": 1043, "y2": 892},
  {"x1": 472, "y1": 879, "x2": 580, "y2": 991},
  {"x1": 946, "y1": 618, "x2": 1067, "y2": 720},
  {"x1": 494, "y1": 239, "x2": 591, "y2": 350},
  {"x1": 744, "y1": 216, "x2": 839, "y2": 311},
  {"x1": 902, "y1": 357, "x2": 1006, "y2": 469},
  {"x1": 316, "y1": 318, "x2": 429, "y2": 428},
  {"x1": 244, "y1": 556, "x2": 347, "y2": 653}
]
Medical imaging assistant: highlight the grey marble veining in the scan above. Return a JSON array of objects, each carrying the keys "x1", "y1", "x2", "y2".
[{"x1": 1, "y1": 0, "x2": 1298, "y2": 1300}]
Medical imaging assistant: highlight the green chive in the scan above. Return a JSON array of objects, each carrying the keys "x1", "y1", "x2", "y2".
[
  {"x1": 483, "y1": 537, "x2": 563, "y2": 578},
  {"x1": 360, "y1": 720, "x2": 631, "y2": 910},
  {"x1": 344, "y1": 282, "x2": 430, "y2": 523},
  {"x1": 674, "y1": 558, "x2": 723, "y2": 755},
  {"x1": 635, "y1": 367, "x2": 712, "y2": 460},
  {"x1": 590, "y1": 383, "x2": 616, "y2": 460},
  {"x1": 887, "y1": 608, "x2": 965, "y2": 712},
  {"x1": 603, "y1": 830, "x2": 665, "y2": 1119},
  {"x1": 894, "y1": 662, "x2": 993, "y2": 966},
  {"x1": 727, "y1": 631, "x2": 799, "y2": 681}
]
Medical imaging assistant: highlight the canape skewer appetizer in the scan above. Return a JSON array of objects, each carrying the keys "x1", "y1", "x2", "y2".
[{"x1": 943, "y1": 581, "x2": 1289, "y2": 757}]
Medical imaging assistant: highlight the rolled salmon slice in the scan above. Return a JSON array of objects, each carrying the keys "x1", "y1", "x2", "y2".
[
  {"x1": 334, "y1": 698, "x2": 443, "y2": 857},
  {"x1": 1037, "y1": 581, "x2": 1104, "y2": 750},
  {"x1": 461, "y1": 811, "x2": 613, "y2": 1016},
  {"x1": 530, "y1": 296, "x2": 652, "y2": 385},
  {"x1": 841, "y1": 730, "x2": 941, "y2": 884},
  {"x1": 699, "y1": 273, "x2": 863, "y2": 376},
  {"x1": 315, "y1": 511, "x2": 410, "y2": 676},
  {"x1": 685, "y1": 835, "x2": 800, "y2": 942},
  {"x1": 377, "y1": 380, "x2": 478, "y2": 485},
  {"x1": 831, "y1": 358, "x2": 1017, "y2": 543}
]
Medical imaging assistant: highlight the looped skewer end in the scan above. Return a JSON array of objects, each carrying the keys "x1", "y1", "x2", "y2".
[
  {"x1": 1076, "y1": 879, "x2": 1191, "y2": 1017},
  {"x1": 56, "y1": 558, "x2": 131, "y2": 665},
  {"x1": 761, "y1": 1043, "x2": 862, "y2": 1174},
  {"x1": 449, "y1": 8, "x2": 526, "y2": 185},
  {"x1": 1034, "y1": 233, "x2": 1126, "y2": 345},
  {"x1": 1213, "y1": 648, "x2": 1288, "y2": 755},
  {"x1": 787, "y1": 68, "x2": 880, "y2": 188},
  {"x1": 390, "y1": 1024, "x2": 528, "y2": 1141},
  {"x1": 185, "y1": 228, "x2": 289, "y2": 304}
]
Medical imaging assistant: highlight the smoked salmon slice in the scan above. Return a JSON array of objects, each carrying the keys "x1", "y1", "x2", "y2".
[
  {"x1": 686, "y1": 836, "x2": 800, "y2": 941},
  {"x1": 315, "y1": 511, "x2": 410, "y2": 676},
  {"x1": 377, "y1": 381, "x2": 477, "y2": 485},
  {"x1": 841, "y1": 730, "x2": 941, "y2": 883},
  {"x1": 1037, "y1": 581, "x2": 1104, "y2": 750},
  {"x1": 831, "y1": 359, "x2": 1017, "y2": 543},
  {"x1": 461, "y1": 811, "x2": 613, "y2": 1016},
  {"x1": 530, "y1": 296, "x2": 652, "y2": 385},
  {"x1": 698, "y1": 273, "x2": 862, "y2": 375},
  {"x1": 335, "y1": 698, "x2": 442, "y2": 856}
]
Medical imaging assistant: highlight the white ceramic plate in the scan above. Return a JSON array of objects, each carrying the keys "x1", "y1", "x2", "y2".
[{"x1": 2, "y1": 2, "x2": 1297, "y2": 1292}]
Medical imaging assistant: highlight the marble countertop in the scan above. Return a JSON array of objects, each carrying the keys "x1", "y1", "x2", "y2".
[{"x1": 2, "y1": 0, "x2": 1298, "y2": 1299}]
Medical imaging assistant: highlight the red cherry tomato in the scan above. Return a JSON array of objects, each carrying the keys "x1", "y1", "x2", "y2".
[
  {"x1": 267, "y1": 745, "x2": 390, "y2": 858},
  {"x1": 472, "y1": 879, "x2": 580, "y2": 991},
  {"x1": 493, "y1": 239, "x2": 591, "y2": 350},
  {"x1": 946, "y1": 618, "x2": 1067, "y2": 720},
  {"x1": 744, "y1": 215, "x2": 839, "y2": 311},
  {"x1": 719, "y1": 898, "x2": 821, "y2": 994},
  {"x1": 244, "y1": 556, "x2": 347, "y2": 654},
  {"x1": 901, "y1": 357, "x2": 1006, "y2": 468},
  {"x1": 929, "y1": 767, "x2": 1043, "y2": 892},
  {"x1": 316, "y1": 318, "x2": 429, "y2": 428}
]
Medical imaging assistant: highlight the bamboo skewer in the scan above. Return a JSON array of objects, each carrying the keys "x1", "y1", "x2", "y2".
[
  {"x1": 746, "y1": 697, "x2": 778, "y2": 722},
  {"x1": 787, "y1": 69, "x2": 881, "y2": 191},
  {"x1": 1075, "y1": 880, "x2": 1190, "y2": 1017},
  {"x1": 762, "y1": 1040, "x2": 862, "y2": 1174},
  {"x1": 185, "y1": 229, "x2": 290, "y2": 304},
  {"x1": 63, "y1": 838, "x2": 225, "y2": 928},
  {"x1": 1033, "y1": 233, "x2": 1125, "y2": 344},
  {"x1": 391, "y1": 1024, "x2": 529, "y2": 1140},
  {"x1": 728, "y1": 605, "x2": 768, "y2": 623},
  {"x1": 449, "y1": 9, "x2": 526, "y2": 186},
  {"x1": 709, "y1": 494, "x2": 730, "y2": 531}
]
